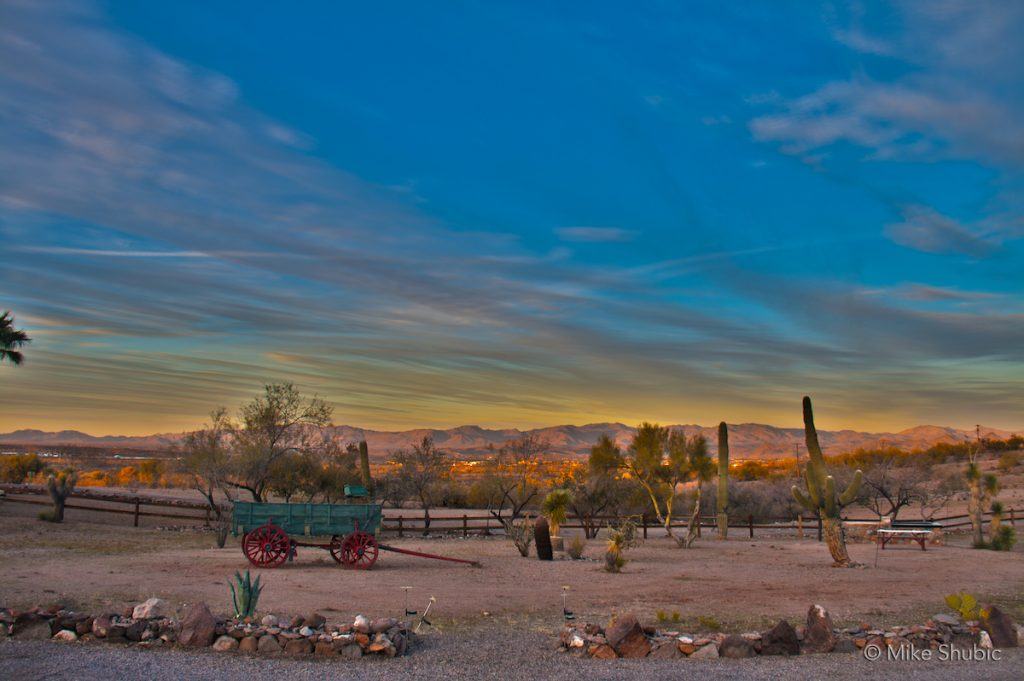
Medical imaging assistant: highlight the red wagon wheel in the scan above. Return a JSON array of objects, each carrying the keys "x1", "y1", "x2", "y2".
[
  {"x1": 329, "y1": 535, "x2": 345, "y2": 564},
  {"x1": 340, "y1": 531, "x2": 379, "y2": 570},
  {"x1": 242, "y1": 523, "x2": 291, "y2": 568}
]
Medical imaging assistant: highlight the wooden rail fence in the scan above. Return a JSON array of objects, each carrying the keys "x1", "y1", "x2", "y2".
[{"x1": 1, "y1": 484, "x2": 1015, "y2": 538}]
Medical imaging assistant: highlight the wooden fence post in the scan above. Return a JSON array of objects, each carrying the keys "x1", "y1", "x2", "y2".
[
  {"x1": 642, "y1": 513, "x2": 648, "y2": 539},
  {"x1": 462, "y1": 514, "x2": 468, "y2": 538},
  {"x1": 133, "y1": 499, "x2": 141, "y2": 527},
  {"x1": 796, "y1": 515, "x2": 803, "y2": 539},
  {"x1": 817, "y1": 516, "x2": 823, "y2": 542},
  {"x1": 748, "y1": 514, "x2": 754, "y2": 539},
  {"x1": 1010, "y1": 508, "x2": 1016, "y2": 527},
  {"x1": 398, "y1": 517, "x2": 404, "y2": 538}
]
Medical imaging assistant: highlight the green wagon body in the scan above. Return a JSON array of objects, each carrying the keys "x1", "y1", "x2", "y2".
[{"x1": 232, "y1": 501, "x2": 382, "y2": 538}]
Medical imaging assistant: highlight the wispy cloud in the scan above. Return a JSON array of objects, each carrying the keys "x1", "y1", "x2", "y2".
[{"x1": 555, "y1": 227, "x2": 638, "y2": 243}]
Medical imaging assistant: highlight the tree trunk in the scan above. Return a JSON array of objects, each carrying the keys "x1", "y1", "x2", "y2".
[
  {"x1": 422, "y1": 505, "x2": 431, "y2": 537},
  {"x1": 717, "y1": 512, "x2": 728, "y2": 540},
  {"x1": 967, "y1": 479, "x2": 984, "y2": 546},
  {"x1": 822, "y1": 516, "x2": 852, "y2": 567},
  {"x1": 684, "y1": 487, "x2": 702, "y2": 548}
]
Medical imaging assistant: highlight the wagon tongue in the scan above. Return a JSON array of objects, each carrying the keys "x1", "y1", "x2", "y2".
[{"x1": 377, "y1": 543, "x2": 481, "y2": 567}]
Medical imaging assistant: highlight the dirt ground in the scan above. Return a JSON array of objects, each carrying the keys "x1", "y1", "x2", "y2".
[{"x1": 1, "y1": 505, "x2": 1022, "y2": 633}]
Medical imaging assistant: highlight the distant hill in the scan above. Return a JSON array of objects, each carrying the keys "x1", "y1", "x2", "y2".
[{"x1": 0, "y1": 422, "x2": 1015, "y2": 461}]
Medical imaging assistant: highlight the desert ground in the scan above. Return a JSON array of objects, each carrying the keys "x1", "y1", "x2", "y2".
[{"x1": 1, "y1": 502, "x2": 1021, "y2": 631}]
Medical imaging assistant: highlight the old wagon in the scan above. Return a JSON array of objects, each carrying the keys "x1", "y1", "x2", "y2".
[{"x1": 232, "y1": 499, "x2": 478, "y2": 570}]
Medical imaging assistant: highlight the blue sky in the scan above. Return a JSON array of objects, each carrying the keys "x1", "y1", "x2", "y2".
[{"x1": 1, "y1": 1, "x2": 1022, "y2": 434}]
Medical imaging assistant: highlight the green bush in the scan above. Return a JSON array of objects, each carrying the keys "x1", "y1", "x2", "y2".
[{"x1": 990, "y1": 526, "x2": 1016, "y2": 552}]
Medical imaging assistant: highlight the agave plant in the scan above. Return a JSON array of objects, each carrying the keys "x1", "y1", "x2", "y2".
[{"x1": 230, "y1": 570, "x2": 263, "y2": 619}]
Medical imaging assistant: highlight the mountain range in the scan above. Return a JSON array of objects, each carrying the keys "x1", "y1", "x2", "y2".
[{"x1": 0, "y1": 423, "x2": 1016, "y2": 461}]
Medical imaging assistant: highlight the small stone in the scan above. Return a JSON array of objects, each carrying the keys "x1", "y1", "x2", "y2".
[
  {"x1": 678, "y1": 642, "x2": 696, "y2": 655},
  {"x1": 53, "y1": 629, "x2": 78, "y2": 642},
  {"x1": 239, "y1": 636, "x2": 259, "y2": 653},
  {"x1": 285, "y1": 638, "x2": 312, "y2": 656},
  {"x1": 677, "y1": 635, "x2": 693, "y2": 645},
  {"x1": 690, "y1": 643, "x2": 719, "y2": 659},
  {"x1": 590, "y1": 644, "x2": 618, "y2": 659},
  {"x1": 979, "y1": 631, "x2": 993, "y2": 649},
  {"x1": 719, "y1": 634, "x2": 755, "y2": 658},
  {"x1": 305, "y1": 612, "x2": 326, "y2": 629},
  {"x1": 353, "y1": 615, "x2": 371, "y2": 634},
  {"x1": 260, "y1": 615, "x2": 278, "y2": 628},
  {"x1": 75, "y1": 617, "x2": 94, "y2": 636},
  {"x1": 299, "y1": 626, "x2": 315, "y2": 637},
  {"x1": 289, "y1": 615, "x2": 305, "y2": 629},
  {"x1": 354, "y1": 633, "x2": 370, "y2": 647},
  {"x1": 132, "y1": 598, "x2": 170, "y2": 620}
]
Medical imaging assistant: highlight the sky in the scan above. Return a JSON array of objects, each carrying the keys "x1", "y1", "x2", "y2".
[{"x1": 1, "y1": 0, "x2": 1022, "y2": 435}]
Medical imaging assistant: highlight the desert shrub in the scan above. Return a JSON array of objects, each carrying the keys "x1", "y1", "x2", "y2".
[
  {"x1": 0, "y1": 453, "x2": 46, "y2": 483},
  {"x1": 566, "y1": 533, "x2": 586, "y2": 559},
  {"x1": 656, "y1": 610, "x2": 681, "y2": 624},
  {"x1": 604, "y1": 518, "x2": 640, "y2": 573},
  {"x1": 77, "y1": 469, "x2": 115, "y2": 487},
  {"x1": 997, "y1": 452, "x2": 1021, "y2": 472},
  {"x1": 696, "y1": 615, "x2": 721, "y2": 631},
  {"x1": 137, "y1": 459, "x2": 165, "y2": 487},
  {"x1": 990, "y1": 526, "x2": 1016, "y2": 551},
  {"x1": 503, "y1": 514, "x2": 534, "y2": 557}
]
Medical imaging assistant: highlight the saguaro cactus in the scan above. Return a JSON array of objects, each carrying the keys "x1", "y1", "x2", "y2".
[
  {"x1": 358, "y1": 440, "x2": 373, "y2": 494},
  {"x1": 791, "y1": 397, "x2": 862, "y2": 567},
  {"x1": 46, "y1": 471, "x2": 77, "y2": 522},
  {"x1": 717, "y1": 422, "x2": 729, "y2": 540}
]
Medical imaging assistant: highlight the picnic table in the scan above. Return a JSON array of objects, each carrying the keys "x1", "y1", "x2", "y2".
[{"x1": 876, "y1": 520, "x2": 940, "y2": 551}]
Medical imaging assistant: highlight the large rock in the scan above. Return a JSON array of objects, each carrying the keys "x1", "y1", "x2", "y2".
[
  {"x1": 15, "y1": 620, "x2": 53, "y2": 640},
  {"x1": 649, "y1": 641, "x2": 682, "y2": 658},
  {"x1": 314, "y1": 640, "x2": 337, "y2": 657},
  {"x1": 213, "y1": 635, "x2": 238, "y2": 652},
  {"x1": 803, "y1": 604, "x2": 837, "y2": 653},
  {"x1": 178, "y1": 603, "x2": 217, "y2": 648},
  {"x1": 371, "y1": 617, "x2": 398, "y2": 633},
  {"x1": 257, "y1": 634, "x2": 282, "y2": 654},
  {"x1": 132, "y1": 598, "x2": 170, "y2": 620},
  {"x1": 761, "y1": 620, "x2": 800, "y2": 656},
  {"x1": 91, "y1": 614, "x2": 114, "y2": 638},
  {"x1": 719, "y1": 634, "x2": 755, "y2": 658},
  {"x1": 284, "y1": 638, "x2": 313, "y2": 656},
  {"x1": 353, "y1": 614, "x2": 371, "y2": 634},
  {"x1": 339, "y1": 643, "x2": 363, "y2": 659},
  {"x1": 690, "y1": 643, "x2": 719, "y2": 659},
  {"x1": 305, "y1": 612, "x2": 326, "y2": 629},
  {"x1": 53, "y1": 629, "x2": 78, "y2": 642},
  {"x1": 125, "y1": 620, "x2": 148, "y2": 642},
  {"x1": 605, "y1": 614, "x2": 651, "y2": 658},
  {"x1": 239, "y1": 636, "x2": 259, "y2": 653},
  {"x1": 981, "y1": 606, "x2": 1018, "y2": 648}
]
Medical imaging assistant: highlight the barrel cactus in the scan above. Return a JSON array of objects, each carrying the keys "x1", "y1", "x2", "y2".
[
  {"x1": 535, "y1": 516, "x2": 553, "y2": 561},
  {"x1": 717, "y1": 422, "x2": 729, "y2": 540},
  {"x1": 791, "y1": 396, "x2": 862, "y2": 567}
]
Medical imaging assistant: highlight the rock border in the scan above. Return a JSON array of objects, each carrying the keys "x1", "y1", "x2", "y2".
[
  {"x1": 559, "y1": 603, "x2": 1022, "y2": 659},
  {"x1": 1, "y1": 599, "x2": 413, "y2": 660}
]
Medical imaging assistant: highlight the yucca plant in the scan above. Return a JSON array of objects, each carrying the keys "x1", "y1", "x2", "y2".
[{"x1": 230, "y1": 570, "x2": 263, "y2": 619}]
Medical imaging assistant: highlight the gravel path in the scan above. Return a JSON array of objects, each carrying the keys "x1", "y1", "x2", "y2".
[{"x1": 3, "y1": 630, "x2": 1023, "y2": 680}]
